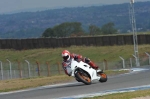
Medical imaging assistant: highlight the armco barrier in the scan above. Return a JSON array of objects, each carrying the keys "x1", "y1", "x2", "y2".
[{"x1": 0, "y1": 34, "x2": 150, "y2": 50}]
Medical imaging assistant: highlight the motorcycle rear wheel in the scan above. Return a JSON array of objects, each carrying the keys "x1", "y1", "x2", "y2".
[{"x1": 75, "y1": 71, "x2": 91, "y2": 85}]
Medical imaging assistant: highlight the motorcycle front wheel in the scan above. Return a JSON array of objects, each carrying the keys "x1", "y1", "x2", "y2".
[
  {"x1": 75, "y1": 71, "x2": 91, "y2": 85},
  {"x1": 98, "y1": 72, "x2": 107, "y2": 83}
]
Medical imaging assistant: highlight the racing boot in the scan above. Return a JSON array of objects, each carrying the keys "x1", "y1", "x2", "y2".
[{"x1": 88, "y1": 61, "x2": 103, "y2": 73}]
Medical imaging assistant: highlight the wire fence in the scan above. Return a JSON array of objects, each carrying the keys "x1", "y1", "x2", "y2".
[{"x1": 0, "y1": 55, "x2": 149, "y2": 80}]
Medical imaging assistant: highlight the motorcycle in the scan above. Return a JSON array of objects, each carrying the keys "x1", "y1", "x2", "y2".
[{"x1": 65, "y1": 59, "x2": 107, "y2": 85}]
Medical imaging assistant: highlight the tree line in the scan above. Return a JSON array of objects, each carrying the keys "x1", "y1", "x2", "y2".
[{"x1": 42, "y1": 22, "x2": 118, "y2": 37}]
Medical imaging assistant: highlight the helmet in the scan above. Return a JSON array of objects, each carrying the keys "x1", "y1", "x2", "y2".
[{"x1": 62, "y1": 50, "x2": 70, "y2": 61}]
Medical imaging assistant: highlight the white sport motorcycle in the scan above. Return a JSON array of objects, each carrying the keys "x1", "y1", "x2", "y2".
[{"x1": 65, "y1": 59, "x2": 107, "y2": 85}]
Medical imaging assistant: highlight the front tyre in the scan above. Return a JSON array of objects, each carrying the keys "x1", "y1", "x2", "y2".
[
  {"x1": 98, "y1": 72, "x2": 107, "y2": 83},
  {"x1": 75, "y1": 71, "x2": 91, "y2": 85}
]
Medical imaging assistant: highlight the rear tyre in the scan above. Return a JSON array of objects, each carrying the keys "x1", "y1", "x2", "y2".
[
  {"x1": 98, "y1": 72, "x2": 107, "y2": 83},
  {"x1": 75, "y1": 70, "x2": 91, "y2": 85},
  {"x1": 75, "y1": 78, "x2": 81, "y2": 82}
]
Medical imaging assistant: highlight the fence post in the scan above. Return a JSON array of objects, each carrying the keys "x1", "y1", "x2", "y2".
[
  {"x1": 130, "y1": 58, "x2": 133, "y2": 68},
  {"x1": 119, "y1": 56, "x2": 125, "y2": 68},
  {"x1": 132, "y1": 54, "x2": 140, "y2": 67},
  {"x1": 103, "y1": 59, "x2": 108, "y2": 70},
  {"x1": 36, "y1": 61, "x2": 41, "y2": 76},
  {"x1": 25, "y1": 60, "x2": 31, "y2": 78},
  {"x1": 6, "y1": 59, "x2": 12, "y2": 79},
  {"x1": 57, "y1": 62, "x2": 61, "y2": 75},
  {"x1": 0, "y1": 61, "x2": 3, "y2": 80},
  {"x1": 17, "y1": 60, "x2": 22, "y2": 78},
  {"x1": 145, "y1": 52, "x2": 150, "y2": 65},
  {"x1": 103, "y1": 61, "x2": 105, "y2": 70},
  {"x1": 14, "y1": 70, "x2": 16, "y2": 78},
  {"x1": 46, "y1": 62, "x2": 50, "y2": 76}
]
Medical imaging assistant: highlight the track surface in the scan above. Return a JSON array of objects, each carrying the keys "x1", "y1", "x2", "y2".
[{"x1": 0, "y1": 66, "x2": 150, "y2": 99}]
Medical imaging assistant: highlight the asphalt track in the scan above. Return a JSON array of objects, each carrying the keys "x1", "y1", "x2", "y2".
[{"x1": 0, "y1": 66, "x2": 150, "y2": 99}]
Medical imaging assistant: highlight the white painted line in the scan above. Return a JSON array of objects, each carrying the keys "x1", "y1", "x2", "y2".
[
  {"x1": 119, "y1": 68, "x2": 149, "y2": 72},
  {"x1": 131, "y1": 68, "x2": 149, "y2": 71}
]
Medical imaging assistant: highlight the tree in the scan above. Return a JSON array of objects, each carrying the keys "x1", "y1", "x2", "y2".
[
  {"x1": 42, "y1": 28, "x2": 54, "y2": 37},
  {"x1": 42, "y1": 22, "x2": 84, "y2": 37},
  {"x1": 89, "y1": 25, "x2": 101, "y2": 35},
  {"x1": 101, "y1": 22, "x2": 118, "y2": 35}
]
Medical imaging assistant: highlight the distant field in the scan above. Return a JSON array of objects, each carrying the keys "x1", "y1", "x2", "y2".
[{"x1": 0, "y1": 45, "x2": 149, "y2": 64}]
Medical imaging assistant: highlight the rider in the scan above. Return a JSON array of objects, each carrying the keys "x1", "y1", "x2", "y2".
[{"x1": 61, "y1": 50, "x2": 101, "y2": 76}]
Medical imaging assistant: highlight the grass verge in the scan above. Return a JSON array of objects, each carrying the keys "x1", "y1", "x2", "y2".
[{"x1": 0, "y1": 45, "x2": 150, "y2": 64}]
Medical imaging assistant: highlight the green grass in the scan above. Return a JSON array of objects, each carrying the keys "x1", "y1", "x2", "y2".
[{"x1": 0, "y1": 45, "x2": 150, "y2": 65}]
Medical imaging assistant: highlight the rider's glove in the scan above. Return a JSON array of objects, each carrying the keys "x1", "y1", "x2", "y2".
[
  {"x1": 84, "y1": 57, "x2": 90, "y2": 63},
  {"x1": 74, "y1": 55, "x2": 82, "y2": 62},
  {"x1": 74, "y1": 56, "x2": 78, "y2": 61}
]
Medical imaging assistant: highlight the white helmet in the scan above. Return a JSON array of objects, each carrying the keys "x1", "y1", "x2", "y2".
[{"x1": 62, "y1": 50, "x2": 70, "y2": 61}]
